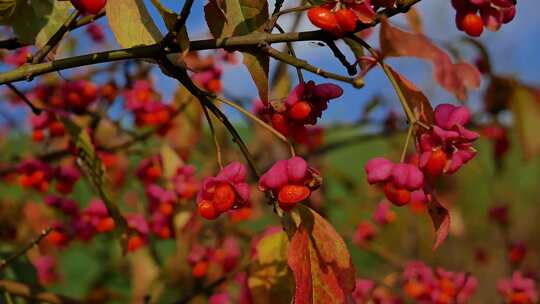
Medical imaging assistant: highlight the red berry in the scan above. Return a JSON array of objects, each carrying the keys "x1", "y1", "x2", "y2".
[
  {"x1": 271, "y1": 113, "x2": 290, "y2": 135},
  {"x1": 146, "y1": 165, "x2": 161, "y2": 180},
  {"x1": 101, "y1": 82, "x2": 118, "y2": 103},
  {"x1": 46, "y1": 230, "x2": 70, "y2": 247},
  {"x1": 156, "y1": 227, "x2": 172, "y2": 239},
  {"x1": 19, "y1": 175, "x2": 32, "y2": 188},
  {"x1": 425, "y1": 148, "x2": 448, "y2": 177},
  {"x1": 206, "y1": 79, "x2": 222, "y2": 93},
  {"x1": 461, "y1": 13, "x2": 484, "y2": 37},
  {"x1": 56, "y1": 181, "x2": 74, "y2": 194},
  {"x1": 308, "y1": 7, "x2": 339, "y2": 32},
  {"x1": 127, "y1": 235, "x2": 144, "y2": 252},
  {"x1": 32, "y1": 130, "x2": 44, "y2": 142},
  {"x1": 213, "y1": 183, "x2": 236, "y2": 213},
  {"x1": 198, "y1": 200, "x2": 219, "y2": 220},
  {"x1": 70, "y1": 0, "x2": 107, "y2": 15},
  {"x1": 96, "y1": 217, "x2": 115, "y2": 232},
  {"x1": 383, "y1": 183, "x2": 411, "y2": 206},
  {"x1": 278, "y1": 184, "x2": 311, "y2": 210},
  {"x1": 48, "y1": 121, "x2": 65, "y2": 137},
  {"x1": 81, "y1": 81, "x2": 98, "y2": 101},
  {"x1": 191, "y1": 261, "x2": 208, "y2": 278},
  {"x1": 289, "y1": 101, "x2": 312, "y2": 121},
  {"x1": 158, "y1": 202, "x2": 174, "y2": 216},
  {"x1": 335, "y1": 9, "x2": 358, "y2": 33}
]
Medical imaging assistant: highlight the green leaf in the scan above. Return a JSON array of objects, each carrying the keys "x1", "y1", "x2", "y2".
[
  {"x1": 511, "y1": 83, "x2": 540, "y2": 160},
  {"x1": 204, "y1": 0, "x2": 270, "y2": 103},
  {"x1": 0, "y1": 0, "x2": 71, "y2": 46},
  {"x1": 106, "y1": 0, "x2": 162, "y2": 48}
]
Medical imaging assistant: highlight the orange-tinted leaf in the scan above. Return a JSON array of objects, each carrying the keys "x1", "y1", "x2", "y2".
[
  {"x1": 286, "y1": 205, "x2": 356, "y2": 304},
  {"x1": 380, "y1": 19, "x2": 481, "y2": 100},
  {"x1": 386, "y1": 65, "x2": 434, "y2": 130},
  {"x1": 427, "y1": 194, "x2": 450, "y2": 250},
  {"x1": 511, "y1": 83, "x2": 540, "y2": 160}
]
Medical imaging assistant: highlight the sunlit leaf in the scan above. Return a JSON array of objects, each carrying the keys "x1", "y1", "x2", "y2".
[
  {"x1": 129, "y1": 248, "x2": 162, "y2": 302},
  {"x1": 248, "y1": 230, "x2": 294, "y2": 304},
  {"x1": 511, "y1": 83, "x2": 540, "y2": 160},
  {"x1": 160, "y1": 143, "x2": 183, "y2": 180},
  {"x1": 106, "y1": 0, "x2": 162, "y2": 48},
  {"x1": 204, "y1": 0, "x2": 269, "y2": 103}
]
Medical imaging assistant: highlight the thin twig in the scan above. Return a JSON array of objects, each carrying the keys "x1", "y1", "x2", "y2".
[
  {"x1": 274, "y1": 23, "x2": 304, "y2": 84},
  {"x1": 263, "y1": 45, "x2": 364, "y2": 88},
  {"x1": 0, "y1": 0, "x2": 425, "y2": 85},
  {"x1": 0, "y1": 228, "x2": 52, "y2": 272},
  {"x1": 158, "y1": 57, "x2": 261, "y2": 178},
  {"x1": 6, "y1": 83, "x2": 42, "y2": 115},
  {"x1": 213, "y1": 95, "x2": 296, "y2": 157},
  {"x1": 161, "y1": 0, "x2": 195, "y2": 48},
  {"x1": 325, "y1": 40, "x2": 357, "y2": 76},
  {"x1": 31, "y1": 11, "x2": 81, "y2": 64},
  {"x1": 400, "y1": 125, "x2": 414, "y2": 162},
  {"x1": 201, "y1": 102, "x2": 224, "y2": 169}
]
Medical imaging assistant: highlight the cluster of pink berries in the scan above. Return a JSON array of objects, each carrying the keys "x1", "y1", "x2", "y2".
[
  {"x1": 45, "y1": 198, "x2": 115, "y2": 247},
  {"x1": 131, "y1": 155, "x2": 200, "y2": 248},
  {"x1": 497, "y1": 271, "x2": 538, "y2": 304},
  {"x1": 26, "y1": 80, "x2": 117, "y2": 117},
  {"x1": 401, "y1": 261, "x2": 478, "y2": 303},
  {"x1": 17, "y1": 160, "x2": 81, "y2": 194},
  {"x1": 256, "y1": 81, "x2": 342, "y2": 142},
  {"x1": 187, "y1": 51, "x2": 237, "y2": 94},
  {"x1": 187, "y1": 237, "x2": 241, "y2": 279},
  {"x1": 364, "y1": 104, "x2": 478, "y2": 207},
  {"x1": 123, "y1": 80, "x2": 174, "y2": 133},
  {"x1": 30, "y1": 111, "x2": 65, "y2": 142},
  {"x1": 196, "y1": 156, "x2": 322, "y2": 220},
  {"x1": 452, "y1": 0, "x2": 517, "y2": 37}
]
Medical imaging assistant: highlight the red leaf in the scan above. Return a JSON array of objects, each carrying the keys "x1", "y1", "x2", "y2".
[
  {"x1": 288, "y1": 226, "x2": 313, "y2": 303},
  {"x1": 380, "y1": 19, "x2": 481, "y2": 100},
  {"x1": 286, "y1": 205, "x2": 356, "y2": 304},
  {"x1": 426, "y1": 194, "x2": 451, "y2": 250}
]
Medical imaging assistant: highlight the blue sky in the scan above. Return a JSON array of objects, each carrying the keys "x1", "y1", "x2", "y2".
[
  {"x1": 143, "y1": 0, "x2": 540, "y2": 123},
  {"x1": 2, "y1": 0, "x2": 539, "y2": 126}
]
